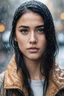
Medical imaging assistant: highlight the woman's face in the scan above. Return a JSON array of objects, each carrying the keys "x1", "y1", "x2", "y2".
[{"x1": 15, "y1": 12, "x2": 46, "y2": 60}]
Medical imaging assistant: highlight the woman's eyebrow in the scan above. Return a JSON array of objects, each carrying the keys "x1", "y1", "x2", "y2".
[
  {"x1": 36, "y1": 25, "x2": 44, "y2": 28},
  {"x1": 18, "y1": 25, "x2": 44, "y2": 28},
  {"x1": 18, "y1": 25, "x2": 29, "y2": 28}
]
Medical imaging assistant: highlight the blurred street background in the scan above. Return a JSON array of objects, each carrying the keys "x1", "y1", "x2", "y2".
[{"x1": 0, "y1": 0, "x2": 64, "y2": 73}]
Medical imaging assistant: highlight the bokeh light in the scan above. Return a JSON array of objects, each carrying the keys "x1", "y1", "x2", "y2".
[
  {"x1": 0, "y1": 24, "x2": 5, "y2": 32},
  {"x1": 60, "y1": 12, "x2": 64, "y2": 20}
]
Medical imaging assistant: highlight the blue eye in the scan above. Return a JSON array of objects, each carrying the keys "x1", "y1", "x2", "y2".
[
  {"x1": 37, "y1": 28, "x2": 44, "y2": 33},
  {"x1": 20, "y1": 29, "x2": 28, "y2": 34}
]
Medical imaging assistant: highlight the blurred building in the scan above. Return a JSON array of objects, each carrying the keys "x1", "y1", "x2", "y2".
[{"x1": 47, "y1": 0, "x2": 64, "y2": 32}]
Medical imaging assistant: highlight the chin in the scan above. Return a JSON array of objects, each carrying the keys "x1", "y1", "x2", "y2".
[{"x1": 28, "y1": 55, "x2": 41, "y2": 60}]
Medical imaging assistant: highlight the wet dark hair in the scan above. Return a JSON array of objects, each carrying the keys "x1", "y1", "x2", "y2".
[
  {"x1": 9, "y1": 0, "x2": 58, "y2": 96},
  {"x1": 55, "y1": 88, "x2": 64, "y2": 96}
]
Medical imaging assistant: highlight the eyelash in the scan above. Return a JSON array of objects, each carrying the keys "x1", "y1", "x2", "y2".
[
  {"x1": 19, "y1": 28, "x2": 44, "y2": 34},
  {"x1": 37, "y1": 28, "x2": 44, "y2": 33},
  {"x1": 19, "y1": 29, "x2": 28, "y2": 34}
]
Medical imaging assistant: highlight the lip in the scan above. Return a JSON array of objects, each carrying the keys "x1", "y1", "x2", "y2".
[{"x1": 27, "y1": 47, "x2": 39, "y2": 53}]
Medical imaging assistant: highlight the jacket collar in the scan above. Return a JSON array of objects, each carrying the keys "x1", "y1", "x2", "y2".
[
  {"x1": 4, "y1": 55, "x2": 64, "y2": 96},
  {"x1": 4, "y1": 55, "x2": 29, "y2": 96},
  {"x1": 4, "y1": 55, "x2": 23, "y2": 90}
]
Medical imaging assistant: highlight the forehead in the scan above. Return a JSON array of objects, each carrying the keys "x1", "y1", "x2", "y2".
[{"x1": 16, "y1": 11, "x2": 44, "y2": 26}]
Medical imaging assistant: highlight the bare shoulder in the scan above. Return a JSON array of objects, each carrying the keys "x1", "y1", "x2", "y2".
[{"x1": 52, "y1": 64, "x2": 64, "y2": 89}]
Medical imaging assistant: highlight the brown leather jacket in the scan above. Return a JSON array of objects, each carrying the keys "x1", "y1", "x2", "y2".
[{"x1": 0, "y1": 56, "x2": 64, "y2": 96}]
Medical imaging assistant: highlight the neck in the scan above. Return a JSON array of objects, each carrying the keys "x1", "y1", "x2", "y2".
[{"x1": 23, "y1": 57, "x2": 44, "y2": 80}]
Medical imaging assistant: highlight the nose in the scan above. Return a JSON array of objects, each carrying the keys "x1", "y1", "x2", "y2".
[{"x1": 29, "y1": 31, "x2": 37, "y2": 44}]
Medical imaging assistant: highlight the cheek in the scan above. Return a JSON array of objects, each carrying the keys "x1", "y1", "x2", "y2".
[
  {"x1": 18, "y1": 41, "x2": 24, "y2": 48},
  {"x1": 17, "y1": 37, "x2": 25, "y2": 51},
  {"x1": 39, "y1": 36, "x2": 46, "y2": 48},
  {"x1": 17, "y1": 41, "x2": 26, "y2": 54},
  {"x1": 16, "y1": 33, "x2": 25, "y2": 46}
]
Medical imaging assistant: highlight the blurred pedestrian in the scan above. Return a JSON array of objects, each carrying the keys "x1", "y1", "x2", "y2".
[{"x1": 0, "y1": 0, "x2": 64, "y2": 96}]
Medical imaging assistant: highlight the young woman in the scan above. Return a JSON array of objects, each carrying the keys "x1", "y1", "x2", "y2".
[{"x1": 0, "y1": 0, "x2": 64, "y2": 96}]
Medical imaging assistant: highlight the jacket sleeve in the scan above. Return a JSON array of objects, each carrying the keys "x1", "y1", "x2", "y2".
[{"x1": 52, "y1": 64, "x2": 64, "y2": 89}]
